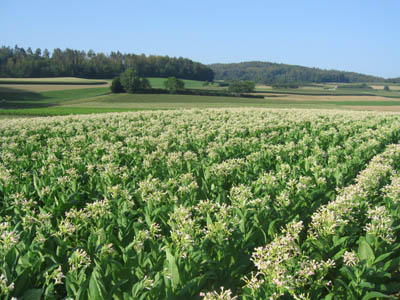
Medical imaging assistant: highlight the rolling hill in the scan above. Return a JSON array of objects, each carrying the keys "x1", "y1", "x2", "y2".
[{"x1": 210, "y1": 61, "x2": 387, "y2": 84}]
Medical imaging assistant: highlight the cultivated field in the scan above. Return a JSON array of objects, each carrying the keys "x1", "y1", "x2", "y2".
[
  {"x1": 371, "y1": 85, "x2": 400, "y2": 91},
  {"x1": 1, "y1": 78, "x2": 400, "y2": 117},
  {"x1": 1, "y1": 109, "x2": 400, "y2": 299},
  {"x1": 0, "y1": 77, "x2": 109, "y2": 93},
  {"x1": 0, "y1": 77, "x2": 106, "y2": 82},
  {"x1": 0, "y1": 84, "x2": 110, "y2": 93},
  {"x1": 3, "y1": 91, "x2": 400, "y2": 117}
]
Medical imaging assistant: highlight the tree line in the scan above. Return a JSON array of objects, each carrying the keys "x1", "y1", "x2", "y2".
[
  {"x1": 210, "y1": 61, "x2": 394, "y2": 84},
  {"x1": 0, "y1": 45, "x2": 214, "y2": 81},
  {"x1": 386, "y1": 77, "x2": 400, "y2": 84}
]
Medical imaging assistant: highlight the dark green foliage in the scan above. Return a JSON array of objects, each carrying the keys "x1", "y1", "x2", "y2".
[
  {"x1": 210, "y1": 61, "x2": 388, "y2": 84},
  {"x1": 121, "y1": 87, "x2": 264, "y2": 98},
  {"x1": 0, "y1": 45, "x2": 214, "y2": 81},
  {"x1": 338, "y1": 83, "x2": 373, "y2": 89},
  {"x1": 181, "y1": 89, "x2": 263, "y2": 98},
  {"x1": 386, "y1": 77, "x2": 400, "y2": 83},
  {"x1": 173, "y1": 88, "x2": 263, "y2": 98},
  {"x1": 120, "y1": 69, "x2": 151, "y2": 93},
  {"x1": 384, "y1": 85, "x2": 390, "y2": 91},
  {"x1": 218, "y1": 82, "x2": 229, "y2": 87},
  {"x1": 110, "y1": 77, "x2": 124, "y2": 93},
  {"x1": 163, "y1": 77, "x2": 185, "y2": 93},
  {"x1": 228, "y1": 80, "x2": 256, "y2": 93},
  {"x1": 272, "y1": 82, "x2": 300, "y2": 89}
]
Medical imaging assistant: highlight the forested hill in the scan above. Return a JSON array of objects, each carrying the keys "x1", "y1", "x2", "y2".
[
  {"x1": 210, "y1": 61, "x2": 385, "y2": 84},
  {"x1": 0, "y1": 46, "x2": 214, "y2": 81},
  {"x1": 387, "y1": 77, "x2": 400, "y2": 84}
]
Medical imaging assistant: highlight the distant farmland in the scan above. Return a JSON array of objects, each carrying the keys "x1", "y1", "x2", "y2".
[{"x1": 1, "y1": 77, "x2": 400, "y2": 118}]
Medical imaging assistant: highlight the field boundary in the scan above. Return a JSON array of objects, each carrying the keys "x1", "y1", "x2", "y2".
[
  {"x1": 0, "y1": 80, "x2": 108, "y2": 85},
  {"x1": 254, "y1": 90, "x2": 391, "y2": 97}
]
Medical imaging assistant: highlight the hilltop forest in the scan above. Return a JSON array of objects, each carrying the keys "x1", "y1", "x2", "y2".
[
  {"x1": 210, "y1": 61, "x2": 390, "y2": 84},
  {"x1": 2, "y1": 46, "x2": 399, "y2": 84},
  {"x1": 0, "y1": 45, "x2": 214, "y2": 81}
]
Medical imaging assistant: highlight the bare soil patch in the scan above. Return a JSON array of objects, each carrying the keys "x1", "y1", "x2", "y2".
[{"x1": 371, "y1": 85, "x2": 400, "y2": 91}]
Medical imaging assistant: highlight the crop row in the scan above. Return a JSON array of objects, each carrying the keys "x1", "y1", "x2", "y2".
[{"x1": 242, "y1": 144, "x2": 400, "y2": 300}]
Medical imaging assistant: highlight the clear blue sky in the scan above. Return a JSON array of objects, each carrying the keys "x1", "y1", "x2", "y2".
[{"x1": 1, "y1": 0, "x2": 399, "y2": 78}]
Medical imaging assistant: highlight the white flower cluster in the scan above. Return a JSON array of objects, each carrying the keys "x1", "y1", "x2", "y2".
[
  {"x1": 200, "y1": 286, "x2": 238, "y2": 300},
  {"x1": 383, "y1": 175, "x2": 400, "y2": 203},
  {"x1": 309, "y1": 146, "x2": 399, "y2": 239},
  {"x1": 68, "y1": 249, "x2": 92, "y2": 272},
  {"x1": 342, "y1": 250, "x2": 359, "y2": 267},
  {"x1": 365, "y1": 206, "x2": 394, "y2": 243},
  {"x1": 1, "y1": 108, "x2": 400, "y2": 298},
  {"x1": 0, "y1": 222, "x2": 19, "y2": 253},
  {"x1": 248, "y1": 221, "x2": 335, "y2": 296},
  {"x1": 0, "y1": 274, "x2": 14, "y2": 296},
  {"x1": 45, "y1": 265, "x2": 65, "y2": 285}
]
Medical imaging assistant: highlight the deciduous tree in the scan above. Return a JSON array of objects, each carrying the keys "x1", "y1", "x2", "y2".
[
  {"x1": 228, "y1": 80, "x2": 255, "y2": 93},
  {"x1": 110, "y1": 76, "x2": 124, "y2": 93},
  {"x1": 120, "y1": 68, "x2": 151, "y2": 93},
  {"x1": 164, "y1": 77, "x2": 185, "y2": 93}
]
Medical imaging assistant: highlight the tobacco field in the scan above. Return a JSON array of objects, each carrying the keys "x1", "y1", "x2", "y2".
[{"x1": 1, "y1": 108, "x2": 400, "y2": 300}]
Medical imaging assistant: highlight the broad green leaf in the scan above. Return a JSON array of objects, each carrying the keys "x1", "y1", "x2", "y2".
[
  {"x1": 324, "y1": 294, "x2": 334, "y2": 300},
  {"x1": 358, "y1": 239, "x2": 375, "y2": 262},
  {"x1": 365, "y1": 233, "x2": 377, "y2": 246},
  {"x1": 384, "y1": 257, "x2": 400, "y2": 272},
  {"x1": 65, "y1": 275, "x2": 79, "y2": 296},
  {"x1": 340, "y1": 266, "x2": 357, "y2": 282},
  {"x1": 375, "y1": 252, "x2": 393, "y2": 264},
  {"x1": 268, "y1": 219, "x2": 279, "y2": 237},
  {"x1": 239, "y1": 218, "x2": 245, "y2": 233},
  {"x1": 206, "y1": 214, "x2": 213, "y2": 228},
  {"x1": 165, "y1": 248, "x2": 180, "y2": 289},
  {"x1": 76, "y1": 272, "x2": 91, "y2": 299},
  {"x1": 20, "y1": 289, "x2": 43, "y2": 300},
  {"x1": 109, "y1": 279, "x2": 128, "y2": 297},
  {"x1": 333, "y1": 248, "x2": 347, "y2": 260},
  {"x1": 333, "y1": 236, "x2": 348, "y2": 247},
  {"x1": 361, "y1": 291, "x2": 392, "y2": 300},
  {"x1": 88, "y1": 267, "x2": 106, "y2": 300},
  {"x1": 359, "y1": 281, "x2": 374, "y2": 289}
]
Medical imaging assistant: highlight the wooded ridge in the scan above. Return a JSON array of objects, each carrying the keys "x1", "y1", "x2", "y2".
[
  {"x1": 0, "y1": 45, "x2": 214, "y2": 81},
  {"x1": 209, "y1": 61, "x2": 398, "y2": 84}
]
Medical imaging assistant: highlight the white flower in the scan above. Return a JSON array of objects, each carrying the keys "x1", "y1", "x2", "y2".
[{"x1": 343, "y1": 251, "x2": 359, "y2": 266}]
